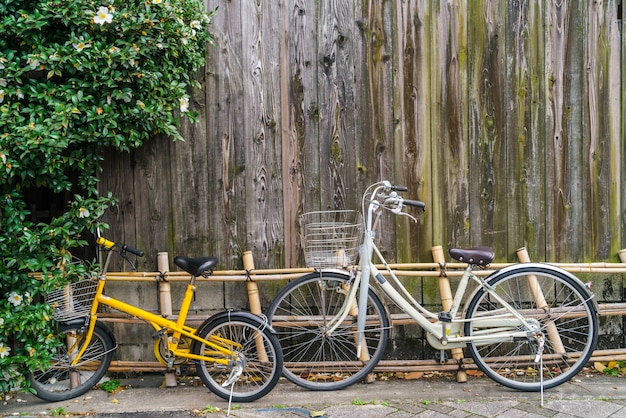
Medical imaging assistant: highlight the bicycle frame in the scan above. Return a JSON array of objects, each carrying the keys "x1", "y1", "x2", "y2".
[
  {"x1": 326, "y1": 182, "x2": 536, "y2": 355},
  {"x1": 68, "y1": 245, "x2": 239, "y2": 367}
]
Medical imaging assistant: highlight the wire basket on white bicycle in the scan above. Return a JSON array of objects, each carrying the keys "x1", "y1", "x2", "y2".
[
  {"x1": 300, "y1": 210, "x2": 363, "y2": 269},
  {"x1": 46, "y1": 278, "x2": 99, "y2": 321}
]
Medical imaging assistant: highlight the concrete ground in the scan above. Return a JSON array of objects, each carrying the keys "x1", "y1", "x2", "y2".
[{"x1": 2, "y1": 371, "x2": 626, "y2": 417}]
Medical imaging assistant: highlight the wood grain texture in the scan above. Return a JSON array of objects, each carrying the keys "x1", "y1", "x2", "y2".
[
  {"x1": 99, "y1": 1, "x2": 625, "y2": 275},
  {"x1": 584, "y1": 0, "x2": 620, "y2": 261},
  {"x1": 524, "y1": 0, "x2": 547, "y2": 262}
]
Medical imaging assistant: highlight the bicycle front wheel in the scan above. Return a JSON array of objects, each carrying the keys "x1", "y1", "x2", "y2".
[
  {"x1": 28, "y1": 323, "x2": 115, "y2": 402},
  {"x1": 464, "y1": 264, "x2": 598, "y2": 391},
  {"x1": 192, "y1": 313, "x2": 282, "y2": 402},
  {"x1": 266, "y1": 271, "x2": 389, "y2": 390}
]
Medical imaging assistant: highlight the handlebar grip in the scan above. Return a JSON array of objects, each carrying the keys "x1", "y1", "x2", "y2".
[
  {"x1": 392, "y1": 185, "x2": 408, "y2": 192},
  {"x1": 403, "y1": 199, "x2": 426, "y2": 209},
  {"x1": 96, "y1": 237, "x2": 144, "y2": 257},
  {"x1": 121, "y1": 244, "x2": 145, "y2": 257}
]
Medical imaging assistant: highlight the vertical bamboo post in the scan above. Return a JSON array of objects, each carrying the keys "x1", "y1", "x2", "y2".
[
  {"x1": 346, "y1": 284, "x2": 371, "y2": 361},
  {"x1": 58, "y1": 253, "x2": 81, "y2": 388},
  {"x1": 157, "y1": 252, "x2": 177, "y2": 387},
  {"x1": 157, "y1": 252, "x2": 172, "y2": 317},
  {"x1": 432, "y1": 245, "x2": 466, "y2": 383},
  {"x1": 243, "y1": 251, "x2": 269, "y2": 362},
  {"x1": 337, "y1": 250, "x2": 374, "y2": 381},
  {"x1": 516, "y1": 247, "x2": 566, "y2": 354},
  {"x1": 68, "y1": 333, "x2": 81, "y2": 388}
]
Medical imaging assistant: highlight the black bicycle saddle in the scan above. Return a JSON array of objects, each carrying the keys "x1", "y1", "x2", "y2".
[{"x1": 174, "y1": 256, "x2": 218, "y2": 276}]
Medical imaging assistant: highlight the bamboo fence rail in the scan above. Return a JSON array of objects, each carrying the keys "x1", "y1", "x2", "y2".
[
  {"x1": 29, "y1": 246, "x2": 624, "y2": 376},
  {"x1": 93, "y1": 249, "x2": 626, "y2": 376}
]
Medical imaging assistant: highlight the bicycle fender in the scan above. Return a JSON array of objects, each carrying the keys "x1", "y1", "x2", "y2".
[
  {"x1": 58, "y1": 320, "x2": 117, "y2": 346},
  {"x1": 466, "y1": 262, "x2": 599, "y2": 317},
  {"x1": 197, "y1": 310, "x2": 277, "y2": 335}
]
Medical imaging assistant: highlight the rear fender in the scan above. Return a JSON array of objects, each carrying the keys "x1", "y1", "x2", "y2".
[{"x1": 196, "y1": 310, "x2": 277, "y2": 337}]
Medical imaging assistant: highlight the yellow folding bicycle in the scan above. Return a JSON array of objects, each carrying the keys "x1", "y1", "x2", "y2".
[{"x1": 29, "y1": 233, "x2": 282, "y2": 403}]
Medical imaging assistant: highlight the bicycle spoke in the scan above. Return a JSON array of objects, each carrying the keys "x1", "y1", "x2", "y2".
[
  {"x1": 267, "y1": 272, "x2": 388, "y2": 390},
  {"x1": 465, "y1": 266, "x2": 598, "y2": 391}
]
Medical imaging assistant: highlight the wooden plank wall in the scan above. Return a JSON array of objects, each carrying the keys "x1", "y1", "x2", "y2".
[{"x1": 99, "y1": 0, "x2": 625, "y2": 276}]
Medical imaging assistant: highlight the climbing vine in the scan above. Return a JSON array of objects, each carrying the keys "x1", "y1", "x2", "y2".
[{"x1": 0, "y1": 0, "x2": 214, "y2": 394}]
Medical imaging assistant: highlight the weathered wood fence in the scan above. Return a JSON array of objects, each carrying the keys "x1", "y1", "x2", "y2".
[
  {"x1": 100, "y1": 0, "x2": 625, "y2": 270},
  {"x1": 97, "y1": 1, "x2": 626, "y2": 363}
]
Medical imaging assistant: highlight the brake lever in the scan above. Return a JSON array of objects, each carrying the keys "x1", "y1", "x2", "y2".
[
  {"x1": 398, "y1": 210, "x2": 417, "y2": 223},
  {"x1": 119, "y1": 249, "x2": 138, "y2": 271}
]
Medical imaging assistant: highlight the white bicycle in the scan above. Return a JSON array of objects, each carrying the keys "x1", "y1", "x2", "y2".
[{"x1": 267, "y1": 180, "x2": 598, "y2": 392}]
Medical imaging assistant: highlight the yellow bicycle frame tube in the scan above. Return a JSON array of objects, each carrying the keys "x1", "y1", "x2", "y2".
[{"x1": 70, "y1": 270, "x2": 239, "y2": 366}]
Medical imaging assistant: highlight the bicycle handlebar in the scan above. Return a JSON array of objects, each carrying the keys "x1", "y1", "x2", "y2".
[
  {"x1": 403, "y1": 199, "x2": 426, "y2": 209},
  {"x1": 96, "y1": 237, "x2": 145, "y2": 257},
  {"x1": 363, "y1": 181, "x2": 426, "y2": 223}
]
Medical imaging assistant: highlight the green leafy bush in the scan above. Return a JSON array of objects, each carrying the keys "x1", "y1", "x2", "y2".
[{"x1": 0, "y1": 0, "x2": 214, "y2": 395}]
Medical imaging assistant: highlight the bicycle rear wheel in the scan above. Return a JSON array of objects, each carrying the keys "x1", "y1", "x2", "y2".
[
  {"x1": 28, "y1": 323, "x2": 115, "y2": 401},
  {"x1": 192, "y1": 313, "x2": 282, "y2": 402},
  {"x1": 464, "y1": 264, "x2": 598, "y2": 391},
  {"x1": 266, "y1": 271, "x2": 389, "y2": 390}
]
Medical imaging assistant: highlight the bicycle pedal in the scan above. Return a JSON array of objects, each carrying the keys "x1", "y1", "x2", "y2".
[{"x1": 438, "y1": 311, "x2": 453, "y2": 322}]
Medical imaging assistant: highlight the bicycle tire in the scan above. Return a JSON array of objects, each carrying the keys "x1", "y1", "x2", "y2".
[
  {"x1": 192, "y1": 312, "x2": 282, "y2": 402},
  {"x1": 28, "y1": 323, "x2": 115, "y2": 402},
  {"x1": 464, "y1": 264, "x2": 598, "y2": 391},
  {"x1": 266, "y1": 271, "x2": 389, "y2": 390}
]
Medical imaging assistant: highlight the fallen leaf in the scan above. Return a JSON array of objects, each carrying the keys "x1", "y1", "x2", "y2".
[
  {"x1": 111, "y1": 398, "x2": 119, "y2": 404},
  {"x1": 594, "y1": 362, "x2": 607, "y2": 373},
  {"x1": 310, "y1": 410, "x2": 326, "y2": 417},
  {"x1": 466, "y1": 370, "x2": 485, "y2": 377}
]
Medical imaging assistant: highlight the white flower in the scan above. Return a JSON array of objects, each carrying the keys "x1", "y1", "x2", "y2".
[
  {"x1": 0, "y1": 152, "x2": 6, "y2": 164},
  {"x1": 136, "y1": 100, "x2": 145, "y2": 109},
  {"x1": 0, "y1": 90, "x2": 4, "y2": 104},
  {"x1": 152, "y1": 0, "x2": 163, "y2": 3},
  {"x1": 0, "y1": 317, "x2": 4, "y2": 327},
  {"x1": 93, "y1": 6, "x2": 113, "y2": 25},
  {"x1": 16, "y1": 89, "x2": 24, "y2": 100},
  {"x1": 78, "y1": 207, "x2": 90, "y2": 218},
  {"x1": 0, "y1": 78, "x2": 6, "y2": 87},
  {"x1": 109, "y1": 46, "x2": 120, "y2": 53},
  {"x1": 129, "y1": 58, "x2": 137, "y2": 67},
  {"x1": 27, "y1": 57, "x2": 40, "y2": 70},
  {"x1": 0, "y1": 343, "x2": 10, "y2": 359},
  {"x1": 190, "y1": 20, "x2": 201, "y2": 36},
  {"x1": 73, "y1": 39, "x2": 91, "y2": 52},
  {"x1": 8, "y1": 292, "x2": 22, "y2": 307},
  {"x1": 179, "y1": 96, "x2": 189, "y2": 112}
]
